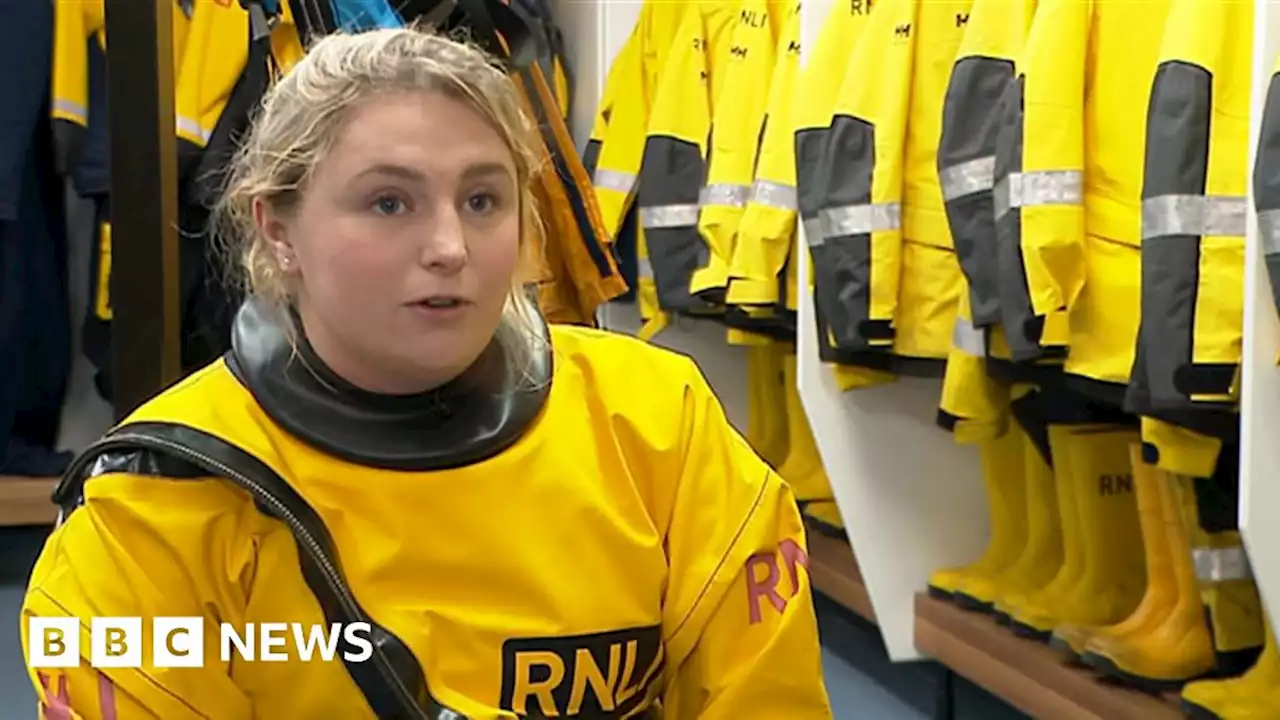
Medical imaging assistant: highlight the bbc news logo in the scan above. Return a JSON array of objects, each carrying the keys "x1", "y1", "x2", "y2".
[{"x1": 29, "y1": 617, "x2": 374, "y2": 669}]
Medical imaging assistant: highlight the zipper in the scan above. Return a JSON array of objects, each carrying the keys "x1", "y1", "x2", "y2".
[{"x1": 79, "y1": 433, "x2": 432, "y2": 720}]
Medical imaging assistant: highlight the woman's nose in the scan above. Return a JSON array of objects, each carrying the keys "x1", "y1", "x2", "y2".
[{"x1": 419, "y1": 208, "x2": 468, "y2": 273}]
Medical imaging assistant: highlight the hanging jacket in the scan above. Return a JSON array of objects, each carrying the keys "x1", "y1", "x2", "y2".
[
  {"x1": 990, "y1": 0, "x2": 1076, "y2": 364},
  {"x1": 892, "y1": 0, "x2": 974, "y2": 370},
  {"x1": 935, "y1": 0, "x2": 1038, "y2": 439},
  {"x1": 593, "y1": 2, "x2": 686, "y2": 239},
  {"x1": 513, "y1": 61, "x2": 628, "y2": 325},
  {"x1": 725, "y1": 5, "x2": 801, "y2": 310},
  {"x1": 1256, "y1": 56, "x2": 1280, "y2": 326},
  {"x1": 937, "y1": 0, "x2": 1036, "y2": 330},
  {"x1": 592, "y1": 3, "x2": 688, "y2": 336},
  {"x1": 1126, "y1": 0, "x2": 1251, "y2": 476},
  {"x1": 636, "y1": 1, "x2": 739, "y2": 314},
  {"x1": 790, "y1": 0, "x2": 896, "y2": 390},
  {"x1": 50, "y1": 1, "x2": 193, "y2": 175},
  {"x1": 50, "y1": 0, "x2": 106, "y2": 131},
  {"x1": 585, "y1": 31, "x2": 644, "y2": 306},
  {"x1": 810, "y1": 0, "x2": 916, "y2": 356},
  {"x1": 174, "y1": 0, "x2": 254, "y2": 181},
  {"x1": 691, "y1": 0, "x2": 792, "y2": 303}
]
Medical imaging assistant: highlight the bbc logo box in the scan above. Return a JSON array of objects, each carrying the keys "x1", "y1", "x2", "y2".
[{"x1": 30, "y1": 617, "x2": 206, "y2": 669}]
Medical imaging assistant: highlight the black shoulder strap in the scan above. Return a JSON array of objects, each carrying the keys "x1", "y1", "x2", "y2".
[{"x1": 53, "y1": 422, "x2": 465, "y2": 720}]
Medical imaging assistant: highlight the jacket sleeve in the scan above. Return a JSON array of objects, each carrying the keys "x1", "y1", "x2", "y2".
[
  {"x1": 936, "y1": 0, "x2": 1028, "y2": 329},
  {"x1": 659, "y1": 363, "x2": 831, "y2": 718},
  {"x1": 813, "y1": 0, "x2": 917, "y2": 352},
  {"x1": 727, "y1": 7, "x2": 803, "y2": 303},
  {"x1": 1007, "y1": 0, "x2": 1088, "y2": 321},
  {"x1": 1137, "y1": 0, "x2": 1250, "y2": 409},
  {"x1": 636, "y1": 8, "x2": 713, "y2": 313},
  {"x1": 1255, "y1": 56, "x2": 1280, "y2": 326},
  {"x1": 593, "y1": 11, "x2": 654, "y2": 240},
  {"x1": 22, "y1": 467, "x2": 259, "y2": 719},
  {"x1": 174, "y1": 0, "x2": 249, "y2": 176}
]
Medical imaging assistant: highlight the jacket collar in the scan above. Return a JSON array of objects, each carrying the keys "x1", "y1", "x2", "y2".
[{"x1": 225, "y1": 298, "x2": 552, "y2": 471}]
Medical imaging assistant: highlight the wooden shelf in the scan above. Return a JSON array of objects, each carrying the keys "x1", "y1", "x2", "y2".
[
  {"x1": 915, "y1": 593, "x2": 1183, "y2": 720},
  {"x1": 806, "y1": 527, "x2": 876, "y2": 624},
  {"x1": 0, "y1": 477, "x2": 60, "y2": 526}
]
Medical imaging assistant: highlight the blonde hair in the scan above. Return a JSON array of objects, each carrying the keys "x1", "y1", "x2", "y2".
[{"x1": 214, "y1": 25, "x2": 547, "y2": 384}]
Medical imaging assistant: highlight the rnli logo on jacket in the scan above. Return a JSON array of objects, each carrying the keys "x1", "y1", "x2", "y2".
[
  {"x1": 499, "y1": 625, "x2": 663, "y2": 718},
  {"x1": 850, "y1": 0, "x2": 874, "y2": 15}
]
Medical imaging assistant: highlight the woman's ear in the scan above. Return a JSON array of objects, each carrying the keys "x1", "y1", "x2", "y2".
[{"x1": 252, "y1": 196, "x2": 297, "y2": 271}]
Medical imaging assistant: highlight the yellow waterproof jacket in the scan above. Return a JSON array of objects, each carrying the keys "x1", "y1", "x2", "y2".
[
  {"x1": 592, "y1": 3, "x2": 693, "y2": 333},
  {"x1": 726, "y1": 5, "x2": 801, "y2": 309},
  {"x1": 791, "y1": 0, "x2": 895, "y2": 390},
  {"x1": 935, "y1": 0, "x2": 1037, "y2": 439},
  {"x1": 1255, "y1": 56, "x2": 1280, "y2": 325},
  {"x1": 636, "y1": 1, "x2": 739, "y2": 314},
  {"x1": 893, "y1": 0, "x2": 974, "y2": 365},
  {"x1": 1127, "y1": 0, "x2": 1252, "y2": 477},
  {"x1": 174, "y1": 0, "x2": 250, "y2": 160},
  {"x1": 811, "y1": 0, "x2": 916, "y2": 354},
  {"x1": 51, "y1": 0, "x2": 107, "y2": 128},
  {"x1": 513, "y1": 63, "x2": 628, "y2": 325},
  {"x1": 692, "y1": 0, "x2": 793, "y2": 300},
  {"x1": 592, "y1": 2, "x2": 687, "y2": 238},
  {"x1": 997, "y1": 0, "x2": 1171, "y2": 377},
  {"x1": 23, "y1": 327, "x2": 832, "y2": 719}
]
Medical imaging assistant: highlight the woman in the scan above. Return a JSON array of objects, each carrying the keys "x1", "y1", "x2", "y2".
[{"x1": 21, "y1": 28, "x2": 831, "y2": 719}]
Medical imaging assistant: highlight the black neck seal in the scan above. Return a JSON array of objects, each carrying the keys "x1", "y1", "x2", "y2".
[{"x1": 225, "y1": 299, "x2": 552, "y2": 471}]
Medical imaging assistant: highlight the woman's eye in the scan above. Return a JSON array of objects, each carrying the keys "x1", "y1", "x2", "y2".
[
  {"x1": 466, "y1": 192, "x2": 500, "y2": 215},
  {"x1": 371, "y1": 195, "x2": 407, "y2": 216}
]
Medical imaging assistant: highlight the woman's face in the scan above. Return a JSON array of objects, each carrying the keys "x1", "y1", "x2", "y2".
[{"x1": 257, "y1": 91, "x2": 522, "y2": 393}]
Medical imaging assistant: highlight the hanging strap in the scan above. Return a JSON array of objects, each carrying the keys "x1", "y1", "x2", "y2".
[{"x1": 53, "y1": 422, "x2": 464, "y2": 720}]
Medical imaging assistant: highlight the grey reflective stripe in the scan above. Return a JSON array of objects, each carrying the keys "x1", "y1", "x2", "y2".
[
  {"x1": 940, "y1": 156, "x2": 996, "y2": 202},
  {"x1": 640, "y1": 204, "x2": 699, "y2": 229},
  {"x1": 1258, "y1": 208, "x2": 1280, "y2": 256},
  {"x1": 952, "y1": 316, "x2": 985, "y2": 357},
  {"x1": 802, "y1": 217, "x2": 825, "y2": 248},
  {"x1": 818, "y1": 202, "x2": 902, "y2": 238},
  {"x1": 176, "y1": 116, "x2": 211, "y2": 143},
  {"x1": 636, "y1": 256, "x2": 653, "y2": 279},
  {"x1": 593, "y1": 168, "x2": 636, "y2": 194},
  {"x1": 1193, "y1": 547, "x2": 1251, "y2": 582},
  {"x1": 750, "y1": 180, "x2": 798, "y2": 211},
  {"x1": 1142, "y1": 195, "x2": 1247, "y2": 240},
  {"x1": 699, "y1": 183, "x2": 751, "y2": 208},
  {"x1": 53, "y1": 98, "x2": 88, "y2": 121},
  {"x1": 993, "y1": 170, "x2": 1084, "y2": 219}
]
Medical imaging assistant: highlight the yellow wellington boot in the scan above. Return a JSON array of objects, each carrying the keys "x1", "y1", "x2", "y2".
[
  {"x1": 745, "y1": 344, "x2": 791, "y2": 470},
  {"x1": 1012, "y1": 425, "x2": 1144, "y2": 640},
  {"x1": 775, "y1": 351, "x2": 833, "y2": 503},
  {"x1": 927, "y1": 426, "x2": 1027, "y2": 610},
  {"x1": 1052, "y1": 445, "x2": 1177, "y2": 658},
  {"x1": 1006, "y1": 425, "x2": 1085, "y2": 638},
  {"x1": 1080, "y1": 473, "x2": 1215, "y2": 692},
  {"x1": 991, "y1": 430, "x2": 1063, "y2": 625},
  {"x1": 1182, "y1": 614, "x2": 1280, "y2": 719}
]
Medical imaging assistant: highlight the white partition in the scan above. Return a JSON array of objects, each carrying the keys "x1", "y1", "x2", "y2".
[
  {"x1": 1240, "y1": 0, "x2": 1280, "y2": 633},
  {"x1": 795, "y1": 0, "x2": 989, "y2": 661}
]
